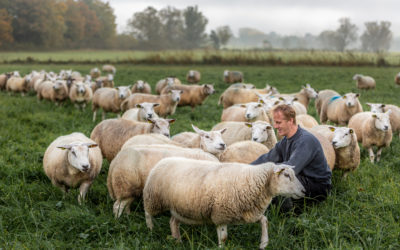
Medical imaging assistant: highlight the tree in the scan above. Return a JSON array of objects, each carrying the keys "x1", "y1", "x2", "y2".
[
  {"x1": 182, "y1": 6, "x2": 208, "y2": 49},
  {"x1": 318, "y1": 30, "x2": 338, "y2": 50},
  {"x1": 335, "y1": 17, "x2": 358, "y2": 51},
  {"x1": 216, "y1": 26, "x2": 232, "y2": 47},
  {"x1": 361, "y1": 21, "x2": 393, "y2": 52},
  {"x1": 159, "y1": 6, "x2": 183, "y2": 49},
  {"x1": 127, "y1": 7, "x2": 163, "y2": 49},
  {"x1": 209, "y1": 30, "x2": 219, "y2": 49},
  {"x1": 0, "y1": 8, "x2": 13, "y2": 46}
]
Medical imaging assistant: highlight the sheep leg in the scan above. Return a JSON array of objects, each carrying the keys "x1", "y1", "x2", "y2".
[
  {"x1": 102, "y1": 111, "x2": 106, "y2": 121},
  {"x1": 169, "y1": 216, "x2": 181, "y2": 242},
  {"x1": 376, "y1": 147, "x2": 383, "y2": 162},
  {"x1": 368, "y1": 147, "x2": 375, "y2": 163},
  {"x1": 145, "y1": 211, "x2": 154, "y2": 230},
  {"x1": 216, "y1": 224, "x2": 228, "y2": 248},
  {"x1": 259, "y1": 215, "x2": 269, "y2": 249},
  {"x1": 92, "y1": 109, "x2": 97, "y2": 122},
  {"x1": 78, "y1": 181, "x2": 92, "y2": 205},
  {"x1": 113, "y1": 198, "x2": 134, "y2": 218}
]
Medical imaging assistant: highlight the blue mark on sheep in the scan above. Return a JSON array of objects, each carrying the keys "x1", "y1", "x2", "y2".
[{"x1": 329, "y1": 95, "x2": 341, "y2": 104}]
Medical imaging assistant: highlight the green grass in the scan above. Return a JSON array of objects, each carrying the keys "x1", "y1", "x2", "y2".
[{"x1": 0, "y1": 64, "x2": 399, "y2": 249}]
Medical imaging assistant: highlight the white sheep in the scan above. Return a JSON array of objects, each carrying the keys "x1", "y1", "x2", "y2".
[
  {"x1": 218, "y1": 88, "x2": 259, "y2": 109},
  {"x1": 306, "y1": 130, "x2": 336, "y2": 170},
  {"x1": 219, "y1": 140, "x2": 270, "y2": 163},
  {"x1": 296, "y1": 114, "x2": 319, "y2": 129},
  {"x1": 107, "y1": 144, "x2": 218, "y2": 218},
  {"x1": 310, "y1": 125, "x2": 360, "y2": 177},
  {"x1": 348, "y1": 111, "x2": 392, "y2": 163},
  {"x1": 69, "y1": 82, "x2": 93, "y2": 110},
  {"x1": 220, "y1": 102, "x2": 271, "y2": 123},
  {"x1": 155, "y1": 77, "x2": 181, "y2": 94},
  {"x1": 90, "y1": 67, "x2": 101, "y2": 78},
  {"x1": 223, "y1": 70, "x2": 244, "y2": 83},
  {"x1": 92, "y1": 86, "x2": 131, "y2": 122},
  {"x1": 278, "y1": 96, "x2": 307, "y2": 115},
  {"x1": 367, "y1": 102, "x2": 400, "y2": 138},
  {"x1": 131, "y1": 80, "x2": 151, "y2": 94},
  {"x1": 394, "y1": 72, "x2": 400, "y2": 86},
  {"x1": 227, "y1": 83, "x2": 255, "y2": 89},
  {"x1": 6, "y1": 75, "x2": 30, "y2": 95},
  {"x1": 121, "y1": 90, "x2": 182, "y2": 118},
  {"x1": 36, "y1": 79, "x2": 69, "y2": 105},
  {"x1": 143, "y1": 158, "x2": 305, "y2": 249},
  {"x1": 171, "y1": 124, "x2": 227, "y2": 156},
  {"x1": 43, "y1": 132, "x2": 102, "y2": 204},
  {"x1": 186, "y1": 70, "x2": 201, "y2": 83},
  {"x1": 96, "y1": 74, "x2": 114, "y2": 88},
  {"x1": 121, "y1": 133, "x2": 183, "y2": 150},
  {"x1": 102, "y1": 64, "x2": 117, "y2": 75},
  {"x1": 161, "y1": 84, "x2": 215, "y2": 110},
  {"x1": 121, "y1": 102, "x2": 159, "y2": 122},
  {"x1": 353, "y1": 74, "x2": 376, "y2": 90},
  {"x1": 90, "y1": 117, "x2": 175, "y2": 162}
]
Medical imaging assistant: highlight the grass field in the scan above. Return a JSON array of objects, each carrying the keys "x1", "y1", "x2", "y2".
[{"x1": 0, "y1": 64, "x2": 399, "y2": 249}]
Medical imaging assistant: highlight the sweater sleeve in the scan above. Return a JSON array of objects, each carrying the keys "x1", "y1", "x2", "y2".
[
  {"x1": 250, "y1": 140, "x2": 283, "y2": 165},
  {"x1": 280, "y1": 139, "x2": 316, "y2": 174}
]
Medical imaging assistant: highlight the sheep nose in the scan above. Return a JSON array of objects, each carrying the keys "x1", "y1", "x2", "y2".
[
  {"x1": 253, "y1": 137, "x2": 258, "y2": 141},
  {"x1": 332, "y1": 141, "x2": 337, "y2": 146},
  {"x1": 82, "y1": 164, "x2": 89, "y2": 171},
  {"x1": 148, "y1": 114, "x2": 153, "y2": 118},
  {"x1": 384, "y1": 126, "x2": 388, "y2": 130},
  {"x1": 164, "y1": 133, "x2": 170, "y2": 138},
  {"x1": 220, "y1": 143, "x2": 226, "y2": 150},
  {"x1": 246, "y1": 114, "x2": 250, "y2": 119}
]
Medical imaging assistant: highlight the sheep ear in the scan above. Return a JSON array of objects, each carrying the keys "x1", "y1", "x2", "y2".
[
  {"x1": 306, "y1": 83, "x2": 311, "y2": 88},
  {"x1": 259, "y1": 99, "x2": 265, "y2": 104},
  {"x1": 57, "y1": 145, "x2": 72, "y2": 150},
  {"x1": 381, "y1": 104, "x2": 386, "y2": 108},
  {"x1": 293, "y1": 97, "x2": 298, "y2": 101},
  {"x1": 274, "y1": 100, "x2": 280, "y2": 105},
  {"x1": 372, "y1": 114, "x2": 377, "y2": 118},
  {"x1": 257, "y1": 103, "x2": 263, "y2": 107},
  {"x1": 167, "y1": 119, "x2": 176, "y2": 124},
  {"x1": 153, "y1": 103, "x2": 160, "y2": 107},
  {"x1": 279, "y1": 97, "x2": 284, "y2": 101},
  {"x1": 329, "y1": 126, "x2": 335, "y2": 132},
  {"x1": 386, "y1": 109, "x2": 392, "y2": 115},
  {"x1": 136, "y1": 104, "x2": 142, "y2": 108},
  {"x1": 192, "y1": 124, "x2": 205, "y2": 135},
  {"x1": 220, "y1": 128, "x2": 227, "y2": 134},
  {"x1": 274, "y1": 166, "x2": 285, "y2": 176},
  {"x1": 349, "y1": 128, "x2": 354, "y2": 134},
  {"x1": 240, "y1": 104, "x2": 247, "y2": 108},
  {"x1": 342, "y1": 95, "x2": 347, "y2": 99},
  {"x1": 245, "y1": 122, "x2": 252, "y2": 128},
  {"x1": 366, "y1": 102, "x2": 372, "y2": 107},
  {"x1": 179, "y1": 90, "x2": 183, "y2": 94},
  {"x1": 266, "y1": 125, "x2": 272, "y2": 129},
  {"x1": 355, "y1": 93, "x2": 360, "y2": 98},
  {"x1": 86, "y1": 143, "x2": 98, "y2": 148}
]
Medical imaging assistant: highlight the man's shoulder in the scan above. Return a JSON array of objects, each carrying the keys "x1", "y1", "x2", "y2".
[{"x1": 298, "y1": 127, "x2": 320, "y2": 144}]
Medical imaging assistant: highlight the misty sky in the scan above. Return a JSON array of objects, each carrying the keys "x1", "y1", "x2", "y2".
[{"x1": 108, "y1": 0, "x2": 400, "y2": 37}]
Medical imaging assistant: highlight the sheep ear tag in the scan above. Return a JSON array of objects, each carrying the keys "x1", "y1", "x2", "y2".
[
  {"x1": 274, "y1": 168, "x2": 285, "y2": 176},
  {"x1": 88, "y1": 144, "x2": 98, "y2": 148}
]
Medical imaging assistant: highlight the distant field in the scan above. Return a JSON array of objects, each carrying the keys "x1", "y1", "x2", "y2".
[
  {"x1": 0, "y1": 64, "x2": 399, "y2": 249},
  {"x1": 1, "y1": 50, "x2": 400, "y2": 66}
]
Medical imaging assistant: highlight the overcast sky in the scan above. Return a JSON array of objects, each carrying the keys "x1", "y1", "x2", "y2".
[{"x1": 108, "y1": 0, "x2": 400, "y2": 37}]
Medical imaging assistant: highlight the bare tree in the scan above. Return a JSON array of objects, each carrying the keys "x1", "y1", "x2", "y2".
[
  {"x1": 335, "y1": 17, "x2": 358, "y2": 51},
  {"x1": 361, "y1": 21, "x2": 393, "y2": 52}
]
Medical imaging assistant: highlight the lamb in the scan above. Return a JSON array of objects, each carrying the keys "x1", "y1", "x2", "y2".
[
  {"x1": 171, "y1": 124, "x2": 226, "y2": 156},
  {"x1": 92, "y1": 86, "x2": 131, "y2": 122},
  {"x1": 155, "y1": 77, "x2": 181, "y2": 94},
  {"x1": 318, "y1": 90, "x2": 363, "y2": 125},
  {"x1": 161, "y1": 84, "x2": 215, "y2": 109},
  {"x1": 6, "y1": 75, "x2": 31, "y2": 95},
  {"x1": 102, "y1": 64, "x2": 116, "y2": 75},
  {"x1": 69, "y1": 82, "x2": 93, "y2": 110},
  {"x1": 310, "y1": 125, "x2": 360, "y2": 177},
  {"x1": 395, "y1": 73, "x2": 400, "y2": 86},
  {"x1": 90, "y1": 117, "x2": 175, "y2": 162},
  {"x1": 367, "y1": 102, "x2": 400, "y2": 138},
  {"x1": 186, "y1": 70, "x2": 201, "y2": 83},
  {"x1": 43, "y1": 132, "x2": 102, "y2": 204},
  {"x1": 348, "y1": 111, "x2": 392, "y2": 163},
  {"x1": 353, "y1": 74, "x2": 376, "y2": 90},
  {"x1": 120, "y1": 90, "x2": 182, "y2": 118},
  {"x1": 121, "y1": 133, "x2": 183, "y2": 150},
  {"x1": 121, "y1": 102, "x2": 159, "y2": 122},
  {"x1": 96, "y1": 74, "x2": 114, "y2": 88},
  {"x1": 296, "y1": 114, "x2": 319, "y2": 129},
  {"x1": 36, "y1": 79, "x2": 69, "y2": 105},
  {"x1": 90, "y1": 67, "x2": 101, "y2": 78},
  {"x1": 221, "y1": 102, "x2": 271, "y2": 123},
  {"x1": 107, "y1": 144, "x2": 218, "y2": 218},
  {"x1": 223, "y1": 70, "x2": 244, "y2": 83},
  {"x1": 131, "y1": 80, "x2": 151, "y2": 94},
  {"x1": 143, "y1": 158, "x2": 305, "y2": 249},
  {"x1": 218, "y1": 87, "x2": 259, "y2": 109},
  {"x1": 219, "y1": 140, "x2": 270, "y2": 164}
]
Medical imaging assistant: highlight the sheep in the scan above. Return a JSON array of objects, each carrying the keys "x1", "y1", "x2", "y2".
[
  {"x1": 296, "y1": 114, "x2": 319, "y2": 129},
  {"x1": 223, "y1": 70, "x2": 244, "y2": 83},
  {"x1": 155, "y1": 77, "x2": 182, "y2": 94},
  {"x1": 96, "y1": 74, "x2": 114, "y2": 88},
  {"x1": 89, "y1": 80, "x2": 103, "y2": 93},
  {"x1": 278, "y1": 96, "x2": 307, "y2": 115},
  {"x1": 319, "y1": 90, "x2": 363, "y2": 125},
  {"x1": 227, "y1": 83, "x2": 255, "y2": 89},
  {"x1": 221, "y1": 102, "x2": 271, "y2": 124},
  {"x1": 395, "y1": 73, "x2": 400, "y2": 86},
  {"x1": 218, "y1": 87, "x2": 259, "y2": 109},
  {"x1": 286, "y1": 83, "x2": 319, "y2": 109},
  {"x1": 348, "y1": 111, "x2": 392, "y2": 163},
  {"x1": 69, "y1": 82, "x2": 93, "y2": 110},
  {"x1": 143, "y1": 158, "x2": 305, "y2": 249},
  {"x1": 121, "y1": 103, "x2": 159, "y2": 122},
  {"x1": 353, "y1": 74, "x2": 376, "y2": 90},
  {"x1": 107, "y1": 144, "x2": 218, "y2": 218},
  {"x1": 305, "y1": 130, "x2": 336, "y2": 170},
  {"x1": 90, "y1": 67, "x2": 101, "y2": 78},
  {"x1": 43, "y1": 132, "x2": 102, "y2": 204},
  {"x1": 171, "y1": 124, "x2": 226, "y2": 157},
  {"x1": 36, "y1": 79, "x2": 69, "y2": 105},
  {"x1": 310, "y1": 125, "x2": 360, "y2": 177},
  {"x1": 121, "y1": 90, "x2": 182, "y2": 118},
  {"x1": 219, "y1": 140, "x2": 270, "y2": 163},
  {"x1": 131, "y1": 80, "x2": 151, "y2": 94},
  {"x1": 121, "y1": 133, "x2": 183, "y2": 150},
  {"x1": 367, "y1": 102, "x2": 400, "y2": 138},
  {"x1": 6, "y1": 75, "x2": 31, "y2": 95},
  {"x1": 92, "y1": 86, "x2": 131, "y2": 122},
  {"x1": 161, "y1": 84, "x2": 215, "y2": 109},
  {"x1": 102, "y1": 64, "x2": 116, "y2": 75},
  {"x1": 34, "y1": 73, "x2": 54, "y2": 92},
  {"x1": 254, "y1": 84, "x2": 280, "y2": 95},
  {"x1": 0, "y1": 72, "x2": 15, "y2": 90},
  {"x1": 186, "y1": 70, "x2": 201, "y2": 83},
  {"x1": 90, "y1": 117, "x2": 175, "y2": 162}
]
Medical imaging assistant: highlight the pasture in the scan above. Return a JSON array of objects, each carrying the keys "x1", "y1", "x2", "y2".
[{"x1": 0, "y1": 64, "x2": 399, "y2": 249}]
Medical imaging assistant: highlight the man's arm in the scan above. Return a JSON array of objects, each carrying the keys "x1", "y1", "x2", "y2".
[
  {"x1": 250, "y1": 141, "x2": 283, "y2": 165},
  {"x1": 280, "y1": 139, "x2": 316, "y2": 174}
]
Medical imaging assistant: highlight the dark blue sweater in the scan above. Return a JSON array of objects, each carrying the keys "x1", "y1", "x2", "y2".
[{"x1": 251, "y1": 126, "x2": 332, "y2": 185}]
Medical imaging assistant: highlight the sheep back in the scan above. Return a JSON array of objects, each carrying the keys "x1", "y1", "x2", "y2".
[{"x1": 219, "y1": 141, "x2": 269, "y2": 163}]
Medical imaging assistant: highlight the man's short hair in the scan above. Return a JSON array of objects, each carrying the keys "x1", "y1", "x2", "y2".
[{"x1": 273, "y1": 104, "x2": 296, "y2": 124}]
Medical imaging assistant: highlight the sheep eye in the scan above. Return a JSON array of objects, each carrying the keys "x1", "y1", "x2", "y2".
[
  {"x1": 205, "y1": 135, "x2": 210, "y2": 139},
  {"x1": 71, "y1": 150, "x2": 76, "y2": 156}
]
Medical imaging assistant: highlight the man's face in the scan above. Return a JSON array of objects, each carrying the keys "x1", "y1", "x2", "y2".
[{"x1": 273, "y1": 111, "x2": 293, "y2": 137}]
